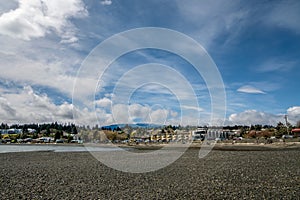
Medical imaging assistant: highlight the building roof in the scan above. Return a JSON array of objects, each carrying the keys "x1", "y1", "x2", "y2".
[{"x1": 291, "y1": 128, "x2": 300, "y2": 132}]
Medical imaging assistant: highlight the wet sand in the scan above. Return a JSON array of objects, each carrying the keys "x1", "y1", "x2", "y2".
[{"x1": 0, "y1": 146, "x2": 299, "y2": 199}]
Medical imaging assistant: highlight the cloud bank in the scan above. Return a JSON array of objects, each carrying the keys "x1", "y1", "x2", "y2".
[
  {"x1": 228, "y1": 108, "x2": 300, "y2": 126},
  {"x1": 0, "y1": 0, "x2": 87, "y2": 42}
]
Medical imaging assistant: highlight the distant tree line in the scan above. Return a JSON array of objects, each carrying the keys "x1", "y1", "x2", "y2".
[{"x1": 0, "y1": 122, "x2": 78, "y2": 135}]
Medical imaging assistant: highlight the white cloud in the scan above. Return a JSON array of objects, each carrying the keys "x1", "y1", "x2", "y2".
[
  {"x1": 60, "y1": 36, "x2": 79, "y2": 44},
  {"x1": 111, "y1": 104, "x2": 131, "y2": 124},
  {"x1": 56, "y1": 103, "x2": 74, "y2": 119},
  {"x1": 94, "y1": 99, "x2": 182, "y2": 125},
  {"x1": 149, "y1": 109, "x2": 168, "y2": 124},
  {"x1": 0, "y1": 86, "x2": 77, "y2": 124},
  {"x1": 100, "y1": 0, "x2": 112, "y2": 6},
  {"x1": 237, "y1": 85, "x2": 265, "y2": 94},
  {"x1": 95, "y1": 97, "x2": 112, "y2": 108},
  {"x1": 2, "y1": 85, "x2": 299, "y2": 127},
  {"x1": 181, "y1": 105, "x2": 203, "y2": 112},
  {"x1": 287, "y1": 106, "x2": 300, "y2": 124},
  {"x1": 128, "y1": 104, "x2": 150, "y2": 121},
  {"x1": 228, "y1": 110, "x2": 279, "y2": 125},
  {"x1": 287, "y1": 106, "x2": 300, "y2": 116},
  {"x1": 0, "y1": 53, "x2": 76, "y2": 98},
  {"x1": 110, "y1": 103, "x2": 172, "y2": 125},
  {"x1": 0, "y1": 0, "x2": 87, "y2": 42},
  {"x1": 228, "y1": 107, "x2": 300, "y2": 126}
]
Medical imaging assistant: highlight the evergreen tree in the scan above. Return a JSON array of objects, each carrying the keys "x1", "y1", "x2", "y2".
[{"x1": 276, "y1": 122, "x2": 287, "y2": 136}]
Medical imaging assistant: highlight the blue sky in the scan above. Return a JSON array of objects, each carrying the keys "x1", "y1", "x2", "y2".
[{"x1": 0, "y1": 0, "x2": 300, "y2": 126}]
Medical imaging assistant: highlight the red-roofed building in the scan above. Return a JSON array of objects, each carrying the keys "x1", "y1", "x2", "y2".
[{"x1": 291, "y1": 128, "x2": 300, "y2": 137}]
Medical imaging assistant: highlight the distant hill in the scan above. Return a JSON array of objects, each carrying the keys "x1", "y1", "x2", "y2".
[{"x1": 101, "y1": 123, "x2": 162, "y2": 130}]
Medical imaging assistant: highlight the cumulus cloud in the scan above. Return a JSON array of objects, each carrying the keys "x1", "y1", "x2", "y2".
[
  {"x1": 0, "y1": 84, "x2": 197, "y2": 126},
  {"x1": 150, "y1": 109, "x2": 168, "y2": 124},
  {"x1": 228, "y1": 110, "x2": 280, "y2": 125},
  {"x1": 228, "y1": 108, "x2": 300, "y2": 126},
  {"x1": 287, "y1": 106, "x2": 300, "y2": 124},
  {"x1": 128, "y1": 104, "x2": 151, "y2": 122},
  {"x1": 95, "y1": 97, "x2": 112, "y2": 108},
  {"x1": 0, "y1": 86, "x2": 77, "y2": 124},
  {"x1": 0, "y1": 55, "x2": 76, "y2": 98},
  {"x1": 0, "y1": 0, "x2": 87, "y2": 42},
  {"x1": 287, "y1": 106, "x2": 300, "y2": 115},
  {"x1": 110, "y1": 103, "x2": 172, "y2": 125},
  {"x1": 94, "y1": 97, "x2": 182, "y2": 125},
  {"x1": 237, "y1": 85, "x2": 265, "y2": 94},
  {"x1": 2, "y1": 85, "x2": 299, "y2": 127}
]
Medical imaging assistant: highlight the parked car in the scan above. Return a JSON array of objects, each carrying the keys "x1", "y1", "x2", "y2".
[
  {"x1": 121, "y1": 140, "x2": 129, "y2": 144},
  {"x1": 70, "y1": 139, "x2": 83, "y2": 144},
  {"x1": 55, "y1": 139, "x2": 64, "y2": 143},
  {"x1": 17, "y1": 139, "x2": 24, "y2": 143},
  {"x1": 24, "y1": 138, "x2": 33, "y2": 143},
  {"x1": 282, "y1": 135, "x2": 294, "y2": 139},
  {"x1": 2, "y1": 139, "x2": 11, "y2": 143},
  {"x1": 233, "y1": 137, "x2": 243, "y2": 140}
]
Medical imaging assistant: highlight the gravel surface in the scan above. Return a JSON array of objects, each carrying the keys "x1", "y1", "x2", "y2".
[{"x1": 0, "y1": 147, "x2": 300, "y2": 199}]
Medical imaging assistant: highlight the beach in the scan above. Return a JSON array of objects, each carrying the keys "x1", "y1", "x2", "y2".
[{"x1": 0, "y1": 145, "x2": 300, "y2": 199}]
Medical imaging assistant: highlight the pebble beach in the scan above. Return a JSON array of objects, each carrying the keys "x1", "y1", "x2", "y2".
[{"x1": 0, "y1": 145, "x2": 300, "y2": 199}]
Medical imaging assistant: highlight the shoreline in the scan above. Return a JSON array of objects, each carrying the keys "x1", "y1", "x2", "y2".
[{"x1": 2, "y1": 141, "x2": 300, "y2": 153}]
